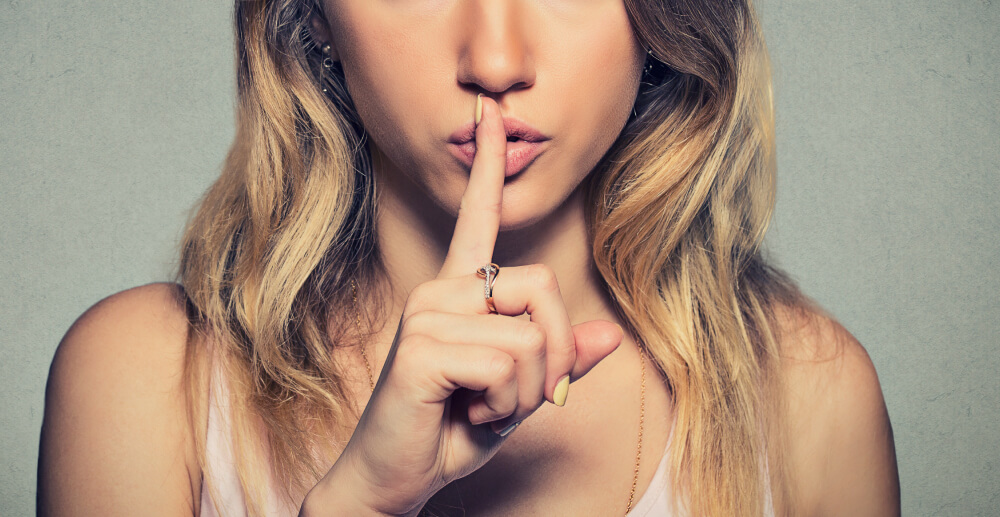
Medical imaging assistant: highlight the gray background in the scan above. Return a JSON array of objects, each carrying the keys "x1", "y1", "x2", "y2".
[{"x1": 1, "y1": 1, "x2": 996, "y2": 515}]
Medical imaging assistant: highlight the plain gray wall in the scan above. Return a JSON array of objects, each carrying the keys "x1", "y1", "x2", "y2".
[{"x1": 2, "y1": 1, "x2": 996, "y2": 515}]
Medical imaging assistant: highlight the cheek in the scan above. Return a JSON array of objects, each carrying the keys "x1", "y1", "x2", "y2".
[
  {"x1": 332, "y1": 8, "x2": 449, "y2": 180},
  {"x1": 554, "y1": 11, "x2": 644, "y2": 182}
]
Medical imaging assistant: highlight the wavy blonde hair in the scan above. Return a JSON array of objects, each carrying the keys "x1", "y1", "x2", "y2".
[{"x1": 178, "y1": 0, "x2": 802, "y2": 515}]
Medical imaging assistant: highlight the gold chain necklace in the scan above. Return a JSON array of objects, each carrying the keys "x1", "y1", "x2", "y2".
[
  {"x1": 350, "y1": 281, "x2": 646, "y2": 515},
  {"x1": 628, "y1": 345, "x2": 647, "y2": 514},
  {"x1": 351, "y1": 281, "x2": 378, "y2": 392}
]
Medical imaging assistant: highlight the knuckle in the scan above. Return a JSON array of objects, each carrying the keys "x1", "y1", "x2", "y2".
[
  {"x1": 402, "y1": 310, "x2": 434, "y2": 336},
  {"x1": 498, "y1": 395, "x2": 518, "y2": 418},
  {"x1": 463, "y1": 195, "x2": 502, "y2": 213},
  {"x1": 404, "y1": 282, "x2": 435, "y2": 314},
  {"x1": 485, "y1": 398, "x2": 516, "y2": 423},
  {"x1": 466, "y1": 192, "x2": 502, "y2": 215},
  {"x1": 395, "y1": 335, "x2": 432, "y2": 369},
  {"x1": 519, "y1": 322, "x2": 547, "y2": 360},
  {"x1": 526, "y1": 263, "x2": 559, "y2": 293},
  {"x1": 486, "y1": 354, "x2": 516, "y2": 384}
]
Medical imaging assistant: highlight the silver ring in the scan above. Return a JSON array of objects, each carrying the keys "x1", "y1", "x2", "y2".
[
  {"x1": 476, "y1": 263, "x2": 500, "y2": 314},
  {"x1": 497, "y1": 420, "x2": 520, "y2": 437}
]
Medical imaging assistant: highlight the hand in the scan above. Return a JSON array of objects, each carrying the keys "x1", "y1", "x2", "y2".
[{"x1": 310, "y1": 94, "x2": 624, "y2": 516}]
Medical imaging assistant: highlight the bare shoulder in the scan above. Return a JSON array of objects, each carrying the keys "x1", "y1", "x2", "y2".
[
  {"x1": 772, "y1": 303, "x2": 900, "y2": 517},
  {"x1": 46, "y1": 283, "x2": 193, "y2": 398},
  {"x1": 39, "y1": 282, "x2": 206, "y2": 516}
]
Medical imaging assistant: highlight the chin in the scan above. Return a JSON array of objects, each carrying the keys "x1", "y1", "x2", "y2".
[
  {"x1": 428, "y1": 158, "x2": 586, "y2": 233},
  {"x1": 495, "y1": 182, "x2": 578, "y2": 233},
  {"x1": 498, "y1": 209, "x2": 547, "y2": 232}
]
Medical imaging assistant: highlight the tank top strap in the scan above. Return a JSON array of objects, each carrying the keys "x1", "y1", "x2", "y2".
[
  {"x1": 199, "y1": 346, "x2": 250, "y2": 517},
  {"x1": 199, "y1": 347, "x2": 297, "y2": 517}
]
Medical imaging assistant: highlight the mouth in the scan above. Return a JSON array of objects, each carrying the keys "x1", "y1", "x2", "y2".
[{"x1": 446, "y1": 117, "x2": 552, "y2": 177}]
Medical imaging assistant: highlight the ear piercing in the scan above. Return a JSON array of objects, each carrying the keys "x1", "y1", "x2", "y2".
[
  {"x1": 643, "y1": 48, "x2": 655, "y2": 77},
  {"x1": 322, "y1": 44, "x2": 334, "y2": 69},
  {"x1": 321, "y1": 44, "x2": 333, "y2": 95},
  {"x1": 641, "y1": 47, "x2": 669, "y2": 87}
]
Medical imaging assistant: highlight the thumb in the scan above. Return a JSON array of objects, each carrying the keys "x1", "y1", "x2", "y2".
[{"x1": 568, "y1": 320, "x2": 625, "y2": 380}]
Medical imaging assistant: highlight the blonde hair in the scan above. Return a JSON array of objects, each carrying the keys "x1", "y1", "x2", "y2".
[{"x1": 179, "y1": 0, "x2": 802, "y2": 514}]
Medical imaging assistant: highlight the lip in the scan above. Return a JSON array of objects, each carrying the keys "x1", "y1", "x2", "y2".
[{"x1": 447, "y1": 117, "x2": 552, "y2": 177}]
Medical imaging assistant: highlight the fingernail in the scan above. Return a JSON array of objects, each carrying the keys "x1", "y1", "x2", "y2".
[
  {"x1": 554, "y1": 375, "x2": 570, "y2": 407},
  {"x1": 475, "y1": 93, "x2": 483, "y2": 126},
  {"x1": 495, "y1": 420, "x2": 520, "y2": 437}
]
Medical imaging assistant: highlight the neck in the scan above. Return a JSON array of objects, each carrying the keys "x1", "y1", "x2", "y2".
[{"x1": 371, "y1": 151, "x2": 620, "y2": 343}]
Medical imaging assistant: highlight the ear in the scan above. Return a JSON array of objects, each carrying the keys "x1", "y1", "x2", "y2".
[{"x1": 309, "y1": 11, "x2": 340, "y2": 61}]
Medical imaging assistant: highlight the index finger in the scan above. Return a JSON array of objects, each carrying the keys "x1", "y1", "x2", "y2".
[{"x1": 437, "y1": 94, "x2": 507, "y2": 279}]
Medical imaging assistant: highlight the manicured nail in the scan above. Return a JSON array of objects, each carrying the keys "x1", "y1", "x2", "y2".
[
  {"x1": 554, "y1": 375, "x2": 570, "y2": 407},
  {"x1": 475, "y1": 93, "x2": 483, "y2": 126},
  {"x1": 495, "y1": 420, "x2": 520, "y2": 437}
]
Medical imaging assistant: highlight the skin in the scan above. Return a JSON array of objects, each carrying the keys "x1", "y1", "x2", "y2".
[{"x1": 37, "y1": 1, "x2": 900, "y2": 515}]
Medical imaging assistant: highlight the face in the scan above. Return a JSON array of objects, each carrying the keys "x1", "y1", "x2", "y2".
[{"x1": 314, "y1": 1, "x2": 645, "y2": 231}]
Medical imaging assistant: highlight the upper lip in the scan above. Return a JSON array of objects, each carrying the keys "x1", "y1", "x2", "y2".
[{"x1": 447, "y1": 116, "x2": 551, "y2": 145}]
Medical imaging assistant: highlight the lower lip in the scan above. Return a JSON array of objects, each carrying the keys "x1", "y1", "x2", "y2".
[{"x1": 447, "y1": 140, "x2": 549, "y2": 178}]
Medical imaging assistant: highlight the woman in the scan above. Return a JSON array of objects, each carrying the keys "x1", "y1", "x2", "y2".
[{"x1": 38, "y1": 0, "x2": 900, "y2": 515}]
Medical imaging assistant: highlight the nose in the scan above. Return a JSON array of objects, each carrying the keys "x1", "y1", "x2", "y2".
[{"x1": 456, "y1": 1, "x2": 536, "y2": 96}]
